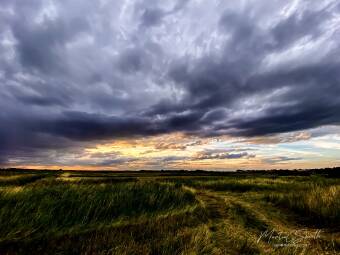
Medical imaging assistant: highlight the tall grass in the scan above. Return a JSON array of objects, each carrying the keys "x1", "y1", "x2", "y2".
[
  {"x1": 59, "y1": 176, "x2": 138, "y2": 184},
  {"x1": 266, "y1": 184, "x2": 340, "y2": 227},
  {"x1": 0, "y1": 174, "x2": 45, "y2": 186},
  {"x1": 0, "y1": 172, "x2": 338, "y2": 254},
  {"x1": 0, "y1": 205, "x2": 209, "y2": 255},
  {"x1": 0, "y1": 181, "x2": 197, "y2": 241},
  {"x1": 175, "y1": 177, "x2": 299, "y2": 192}
]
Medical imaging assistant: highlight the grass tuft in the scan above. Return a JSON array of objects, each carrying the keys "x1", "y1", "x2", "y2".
[{"x1": 266, "y1": 184, "x2": 340, "y2": 228}]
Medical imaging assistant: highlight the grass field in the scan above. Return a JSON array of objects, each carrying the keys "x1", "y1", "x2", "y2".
[{"x1": 0, "y1": 170, "x2": 339, "y2": 254}]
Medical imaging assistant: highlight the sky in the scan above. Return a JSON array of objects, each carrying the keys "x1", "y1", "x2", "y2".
[{"x1": 0, "y1": 0, "x2": 340, "y2": 170}]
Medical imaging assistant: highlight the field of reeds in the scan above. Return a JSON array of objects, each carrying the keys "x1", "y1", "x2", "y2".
[{"x1": 0, "y1": 170, "x2": 339, "y2": 254}]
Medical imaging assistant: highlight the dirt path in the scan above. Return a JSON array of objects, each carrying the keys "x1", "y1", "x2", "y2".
[{"x1": 191, "y1": 187, "x2": 340, "y2": 255}]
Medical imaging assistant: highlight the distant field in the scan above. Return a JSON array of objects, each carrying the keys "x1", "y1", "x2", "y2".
[{"x1": 0, "y1": 170, "x2": 339, "y2": 254}]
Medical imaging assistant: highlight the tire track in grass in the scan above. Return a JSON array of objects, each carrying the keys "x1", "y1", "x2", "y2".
[
  {"x1": 220, "y1": 192, "x2": 340, "y2": 255},
  {"x1": 191, "y1": 187, "x2": 267, "y2": 254}
]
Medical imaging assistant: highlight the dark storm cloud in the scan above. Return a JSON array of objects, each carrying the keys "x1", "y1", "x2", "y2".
[
  {"x1": 89, "y1": 157, "x2": 139, "y2": 167},
  {"x1": 193, "y1": 149, "x2": 255, "y2": 161},
  {"x1": 158, "y1": 156, "x2": 189, "y2": 162},
  {"x1": 154, "y1": 142, "x2": 187, "y2": 151},
  {"x1": 1, "y1": 0, "x2": 340, "y2": 165},
  {"x1": 11, "y1": 7, "x2": 88, "y2": 74},
  {"x1": 155, "y1": 1, "x2": 340, "y2": 137},
  {"x1": 39, "y1": 111, "x2": 166, "y2": 140},
  {"x1": 264, "y1": 156, "x2": 302, "y2": 164},
  {"x1": 140, "y1": 7, "x2": 164, "y2": 27},
  {"x1": 271, "y1": 3, "x2": 333, "y2": 50},
  {"x1": 138, "y1": 0, "x2": 190, "y2": 27}
]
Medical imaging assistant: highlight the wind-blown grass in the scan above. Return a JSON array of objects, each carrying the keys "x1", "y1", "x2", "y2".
[
  {"x1": 0, "y1": 181, "x2": 197, "y2": 241},
  {"x1": 266, "y1": 184, "x2": 340, "y2": 228},
  {"x1": 165, "y1": 177, "x2": 301, "y2": 192},
  {"x1": 59, "y1": 176, "x2": 138, "y2": 184},
  {"x1": 0, "y1": 171, "x2": 338, "y2": 254},
  {"x1": 0, "y1": 174, "x2": 46, "y2": 186}
]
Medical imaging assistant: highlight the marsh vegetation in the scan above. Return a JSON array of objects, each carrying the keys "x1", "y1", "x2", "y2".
[{"x1": 0, "y1": 170, "x2": 339, "y2": 254}]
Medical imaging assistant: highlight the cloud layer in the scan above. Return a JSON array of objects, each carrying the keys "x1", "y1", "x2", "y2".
[{"x1": 1, "y1": 0, "x2": 340, "y2": 167}]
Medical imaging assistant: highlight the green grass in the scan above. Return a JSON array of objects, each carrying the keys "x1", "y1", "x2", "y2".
[
  {"x1": 162, "y1": 176, "x2": 303, "y2": 192},
  {"x1": 0, "y1": 180, "x2": 196, "y2": 241},
  {"x1": 0, "y1": 171, "x2": 339, "y2": 254},
  {"x1": 0, "y1": 174, "x2": 46, "y2": 186}
]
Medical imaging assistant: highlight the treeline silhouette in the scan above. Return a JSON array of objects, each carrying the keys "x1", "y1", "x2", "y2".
[{"x1": 1, "y1": 167, "x2": 339, "y2": 177}]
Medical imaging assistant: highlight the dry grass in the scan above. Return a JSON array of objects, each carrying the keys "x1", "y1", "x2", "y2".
[
  {"x1": 266, "y1": 184, "x2": 340, "y2": 228},
  {"x1": 0, "y1": 171, "x2": 339, "y2": 254}
]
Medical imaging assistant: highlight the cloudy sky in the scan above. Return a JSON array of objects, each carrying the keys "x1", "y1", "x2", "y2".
[{"x1": 1, "y1": 0, "x2": 340, "y2": 170}]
